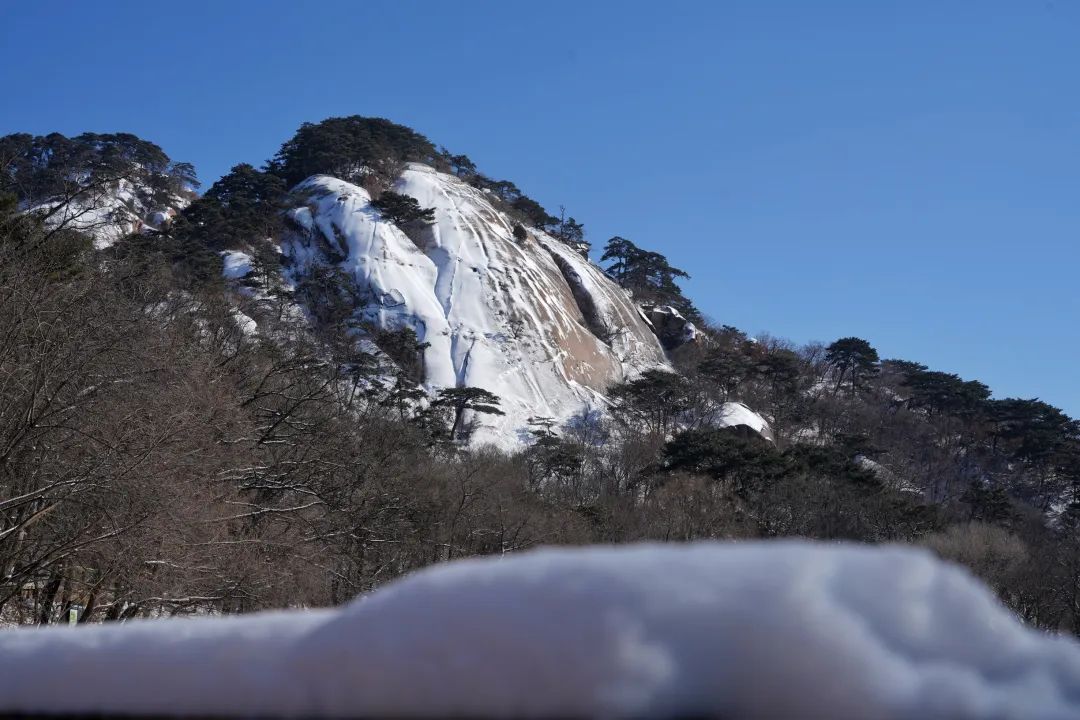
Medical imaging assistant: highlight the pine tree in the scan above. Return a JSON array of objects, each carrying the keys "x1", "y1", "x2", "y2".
[
  {"x1": 900, "y1": 368, "x2": 990, "y2": 418},
  {"x1": 173, "y1": 164, "x2": 286, "y2": 252},
  {"x1": 1, "y1": 131, "x2": 196, "y2": 213},
  {"x1": 432, "y1": 387, "x2": 505, "y2": 444},
  {"x1": 525, "y1": 417, "x2": 584, "y2": 491},
  {"x1": 825, "y1": 337, "x2": 880, "y2": 396},
  {"x1": 551, "y1": 206, "x2": 587, "y2": 251},
  {"x1": 447, "y1": 154, "x2": 476, "y2": 178},
  {"x1": 268, "y1": 116, "x2": 438, "y2": 186},
  {"x1": 663, "y1": 428, "x2": 781, "y2": 488},
  {"x1": 609, "y1": 370, "x2": 694, "y2": 436},
  {"x1": 600, "y1": 236, "x2": 700, "y2": 321},
  {"x1": 371, "y1": 191, "x2": 436, "y2": 226},
  {"x1": 960, "y1": 482, "x2": 1014, "y2": 524},
  {"x1": 511, "y1": 196, "x2": 558, "y2": 229}
]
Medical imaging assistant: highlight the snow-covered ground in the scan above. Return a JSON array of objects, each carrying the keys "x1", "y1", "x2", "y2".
[
  {"x1": 282, "y1": 165, "x2": 670, "y2": 447},
  {"x1": 1, "y1": 541, "x2": 1078, "y2": 719}
]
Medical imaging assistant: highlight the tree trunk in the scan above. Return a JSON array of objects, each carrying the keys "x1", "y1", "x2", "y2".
[{"x1": 36, "y1": 569, "x2": 64, "y2": 625}]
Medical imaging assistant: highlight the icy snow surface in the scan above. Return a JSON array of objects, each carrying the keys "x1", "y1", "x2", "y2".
[
  {"x1": 1, "y1": 542, "x2": 1079, "y2": 719},
  {"x1": 282, "y1": 164, "x2": 669, "y2": 447}
]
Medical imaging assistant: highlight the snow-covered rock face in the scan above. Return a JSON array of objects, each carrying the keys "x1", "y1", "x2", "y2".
[
  {"x1": 34, "y1": 178, "x2": 187, "y2": 249},
  {"x1": 282, "y1": 164, "x2": 669, "y2": 446},
  {"x1": 2, "y1": 542, "x2": 1079, "y2": 719}
]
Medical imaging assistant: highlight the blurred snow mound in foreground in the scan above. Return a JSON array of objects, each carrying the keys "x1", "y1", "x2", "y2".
[{"x1": 1, "y1": 542, "x2": 1079, "y2": 719}]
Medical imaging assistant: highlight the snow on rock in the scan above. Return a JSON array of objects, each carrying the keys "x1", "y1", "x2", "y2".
[
  {"x1": 644, "y1": 304, "x2": 700, "y2": 349},
  {"x1": 1, "y1": 541, "x2": 1079, "y2": 719},
  {"x1": 282, "y1": 164, "x2": 669, "y2": 447},
  {"x1": 146, "y1": 208, "x2": 174, "y2": 229},
  {"x1": 230, "y1": 308, "x2": 258, "y2": 336},
  {"x1": 33, "y1": 179, "x2": 187, "y2": 249},
  {"x1": 221, "y1": 250, "x2": 254, "y2": 280},
  {"x1": 714, "y1": 401, "x2": 774, "y2": 440},
  {"x1": 856, "y1": 455, "x2": 922, "y2": 495}
]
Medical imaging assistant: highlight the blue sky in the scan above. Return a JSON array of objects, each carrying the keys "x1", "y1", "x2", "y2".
[{"x1": 2, "y1": 1, "x2": 1078, "y2": 414}]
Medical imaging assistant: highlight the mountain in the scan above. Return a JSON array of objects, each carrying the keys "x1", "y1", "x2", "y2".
[
  {"x1": 0, "y1": 126, "x2": 772, "y2": 448},
  {"x1": 198, "y1": 161, "x2": 770, "y2": 447}
]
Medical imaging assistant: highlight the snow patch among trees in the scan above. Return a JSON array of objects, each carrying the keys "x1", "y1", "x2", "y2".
[
  {"x1": 220, "y1": 250, "x2": 253, "y2": 279},
  {"x1": 715, "y1": 401, "x2": 773, "y2": 439},
  {"x1": 32, "y1": 177, "x2": 185, "y2": 249}
]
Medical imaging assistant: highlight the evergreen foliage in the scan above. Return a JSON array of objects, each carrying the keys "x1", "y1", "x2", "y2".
[
  {"x1": 825, "y1": 337, "x2": 880, "y2": 396},
  {"x1": 431, "y1": 387, "x2": 506, "y2": 444},
  {"x1": 173, "y1": 164, "x2": 288, "y2": 252},
  {"x1": 0, "y1": 131, "x2": 196, "y2": 207},
  {"x1": 663, "y1": 428, "x2": 781, "y2": 484},
  {"x1": 609, "y1": 370, "x2": 694, "y2": 436},
  {"x1": 371, "y1": 190, "x2": 436, "y2": 226},
  {"x1": 900, "y1": 367, "x2": 990, "y2": 418},
  {"x1": 370, "y1": 326, "x2": 429, "y2": 383},
  {"x1": 525, "y1": 417, "x2": 585, "y2": 490},
  {"x1": 601, "y1": 236, "x2": 701, "y2": 321},
  {"x1": 551, "y1": 207, "x2": 587, "y2": 250},
  {"x1": 267, "y1": 116, "x2": 438, "y2": 187},
  {"x1": 511, "y1": 196, "x2": 558, "y2": 229},
  {"x1": 444, "y1": 152, "x2": 477, "y2": 178}
]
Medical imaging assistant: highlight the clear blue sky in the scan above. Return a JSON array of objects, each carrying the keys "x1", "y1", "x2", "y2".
[{"x1": 3, "y1": 1, "x2": 1078, "y2": 414}]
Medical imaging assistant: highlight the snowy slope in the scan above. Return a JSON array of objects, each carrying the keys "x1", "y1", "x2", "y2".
[
  {"x1": 33, "y1": 178, "x2": 187, "y2": 249},
  {"x1": 282, "y1": 164, "x2": 670, "y2": 446},
  {"x1": 2, "y1": 541, "x2": 1078, "y2": 719}
]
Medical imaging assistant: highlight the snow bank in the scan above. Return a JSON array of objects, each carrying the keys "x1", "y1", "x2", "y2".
[
  {"x1": 1, "y1": 542, "x2": 1078, "y2": 719},
  {"x1": 221, "y1": 250, "x2": 253, "y2": 280},
  {"x1": 715, "y1": 401, "x2": 774, "y2": 440},
  {"x1": 282, "y1": 165, "x2": 668, "y2": 447}
]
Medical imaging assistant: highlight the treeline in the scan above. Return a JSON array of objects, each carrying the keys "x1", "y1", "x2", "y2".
[
  {"x1": 266, "y1": 116, "x2": 589, "y2": 251},
  {"x1": 0, "y1": 118, "x2": 590, "y2": 274},
  {"x1": 0, "y1": 131, "x2": 196, "y2": 212}
]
